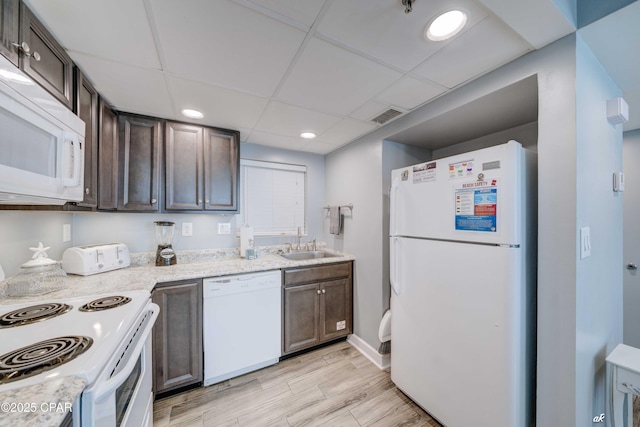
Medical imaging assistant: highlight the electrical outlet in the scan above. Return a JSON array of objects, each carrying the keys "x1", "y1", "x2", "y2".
[
  {"x1": 182, "y1": 222, "x2": 193, "y2": 237},
  {"x1": 218, "y1": 223, "x2": 231, "y2": 235},
  {"x1": 63, "y1": 224, "x2": 71, "y2": 242}
]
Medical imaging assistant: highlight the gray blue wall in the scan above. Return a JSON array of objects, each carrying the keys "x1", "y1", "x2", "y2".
[{"x1": 324, "y1": 33, "x2": 624, "y2": 426}]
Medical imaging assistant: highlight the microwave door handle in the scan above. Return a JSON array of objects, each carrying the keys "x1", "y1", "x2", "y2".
[
  {"x1": 62, "y1": 132, "x2": 81, "y2": 187},
  {"x1": 92, "y1": 303, "x2": 159, "y2": 402}
]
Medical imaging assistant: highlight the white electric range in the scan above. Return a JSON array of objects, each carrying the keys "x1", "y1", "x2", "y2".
[{"x1": 0, "y1": 290, "x2": 159, "y2": 427}]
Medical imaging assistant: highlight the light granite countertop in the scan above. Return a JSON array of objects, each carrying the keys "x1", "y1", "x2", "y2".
[
  {"x1": 0, "y1": 245, "x2": 354, "y2": 426},
  {"x1": 0, "y1": 244, "x2": 354, "y2": 304},
  {"x1": 0, "y1": 376, "x2": 85, "y2": 427}
]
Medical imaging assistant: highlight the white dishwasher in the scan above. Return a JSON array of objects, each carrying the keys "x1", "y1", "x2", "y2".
[{"x1": 203, "y1": 270, "x2": 281, "y2": 386}]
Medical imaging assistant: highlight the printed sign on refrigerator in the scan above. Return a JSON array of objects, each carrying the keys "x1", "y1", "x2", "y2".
[
  {"x1": 455, "y1": 178, "x2": 498, "y2": 232},
  {"x1": 413, "y1": 161, "x2": 437, "y2": 184}
]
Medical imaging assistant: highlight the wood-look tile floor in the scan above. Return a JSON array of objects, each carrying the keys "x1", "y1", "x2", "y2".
[{"x1": 153, "y1": 341, "x2": 443, "y2": 427}]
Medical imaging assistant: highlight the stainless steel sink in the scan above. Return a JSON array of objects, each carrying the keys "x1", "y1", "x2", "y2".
[{"x1": 279, "y1": 250, "x2": 343, "y2": 261}]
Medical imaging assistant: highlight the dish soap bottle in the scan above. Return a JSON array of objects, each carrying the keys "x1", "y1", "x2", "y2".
[{"x1": 6, "y1": 242, "x2": 67, "y2": 297}]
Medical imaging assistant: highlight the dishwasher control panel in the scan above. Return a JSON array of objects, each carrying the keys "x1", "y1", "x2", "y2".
[{"x1": 203, "y1": 270, "x2": 281, "y2": 298}]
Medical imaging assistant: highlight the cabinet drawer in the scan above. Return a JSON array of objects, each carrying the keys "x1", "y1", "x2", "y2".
[{"x1": 284, "y1": 262, "x2": 352, "y2": 286}]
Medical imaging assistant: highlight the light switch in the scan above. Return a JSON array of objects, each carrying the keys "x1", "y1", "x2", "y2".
[
  {"x1": 580, "y1": 227, "x2": 591, "y2": 259},
  {"x1": 63, "y1": 224, "x2": 71, "y2": 242},
  {"x1": 182, "y1": 222, "x2": 193, "y2": 237}
]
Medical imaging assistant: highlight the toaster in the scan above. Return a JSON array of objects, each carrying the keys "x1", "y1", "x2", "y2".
[{"x1": 62, "y1": 243, "x2": 131, "y2": 276}]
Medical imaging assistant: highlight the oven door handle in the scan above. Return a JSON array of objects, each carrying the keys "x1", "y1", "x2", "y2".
[{"x1": 93, "y1": 303, "x2": 159, "y2": 402}]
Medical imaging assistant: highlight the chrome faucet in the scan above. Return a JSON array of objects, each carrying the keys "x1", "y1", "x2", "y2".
[{"x1": 295, "y1": 227, "x2": 302, "y2": 251}]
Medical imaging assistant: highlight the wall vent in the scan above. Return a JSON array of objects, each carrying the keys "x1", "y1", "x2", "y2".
[{"x1": 371, "y1": 108, "x2": 403, "y2": 125}]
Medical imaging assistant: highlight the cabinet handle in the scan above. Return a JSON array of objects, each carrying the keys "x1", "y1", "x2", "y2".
[
  {"x1": 322, "y1": 289, "x2": 326, "y2": 294},
  {"x1": 11, "y1": 42, "x2": 39, "y2": 61},
  {"x1": 151, "y1": 198, "x2": 157, "y2": 204},
  {"x1": 12, "y1": 41, "x2": 30, "y2": 55},
  {"x1": 198, "y1": 199, "x2": 203, "y2": 204},
  {"x1": 317, "y1": 289, "x2": 321, "y2": 295},
  {"x1": 206, "y1": 199, "x2": 210, "y2": 204},
  {"x1": 85, "y1": 188, "x2": 90, "y2": 195}
]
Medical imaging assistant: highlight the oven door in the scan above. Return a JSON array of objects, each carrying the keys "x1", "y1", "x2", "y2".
[{"x1": 77, "y1": 302, "x2": 159, "y2": 427}]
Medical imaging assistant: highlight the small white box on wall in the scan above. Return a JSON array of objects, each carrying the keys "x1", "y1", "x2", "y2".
[{"x1": 607, "y1": 97, "x2": 629, "y2": 125}]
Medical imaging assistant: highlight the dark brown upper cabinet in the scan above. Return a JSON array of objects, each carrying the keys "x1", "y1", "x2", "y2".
[
  {"x1": 74, "y1": 68, "x2": 98, "y2": 208},
  {"x1": 19, "y1": 2, "x2": 73, "y2": 109},
  {"x1": 165, "y1": 122, "x2": 239, "y2": 213},
  {"x1": 98, "y1": 99, "x2": 118, "y2": 210},
  {"x1": 0, "y1": 0, "x2": 20, "y2": 66},
  {"x1": 117, "y1": 114, "x2": 162, "y2": 212}
]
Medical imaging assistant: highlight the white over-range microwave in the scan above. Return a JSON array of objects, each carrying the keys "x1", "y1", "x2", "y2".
[{"x1": 0, "y1": 53, "x2": 85, "y2": 205}]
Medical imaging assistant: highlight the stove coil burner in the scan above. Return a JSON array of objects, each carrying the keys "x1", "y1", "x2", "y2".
[
  {"x1": 79, "y1": 295, "x2": 132, "y2": 312},
  {"x1": 0, "y1": 303, "x2": 72, "y2": 329},
  {"x1": 0, "y1": 336, "x2": 93, "y2": 384}
]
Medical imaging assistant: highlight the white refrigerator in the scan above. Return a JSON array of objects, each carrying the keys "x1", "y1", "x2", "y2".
[{"x1": 389, "y1": 140, "x2": 536, "y2": 427}]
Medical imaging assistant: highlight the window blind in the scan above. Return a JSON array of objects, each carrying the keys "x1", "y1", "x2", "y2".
[{"x1": 240, "y1": 159, "x2": 306, "y2": 236}]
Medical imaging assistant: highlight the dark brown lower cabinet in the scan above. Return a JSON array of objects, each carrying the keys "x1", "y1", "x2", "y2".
[
  {"x1": 283, "y1": 262, "x2": 353, "y2": 355},
  {"x1": 152, "y1": 279, "x2": 202, "y2": 395}
]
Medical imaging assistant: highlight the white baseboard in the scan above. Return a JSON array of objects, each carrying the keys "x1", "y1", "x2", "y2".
[{"x1": 347, "y1": 334, "x2": 390, "y2": 371}]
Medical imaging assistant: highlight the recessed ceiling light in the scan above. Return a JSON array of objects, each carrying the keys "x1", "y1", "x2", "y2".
[
  {"x1": 181, "y1": 108, "x2": 204, "y2": 119},
  {"x1": 426, "y1": 10, "x2": 467, "y2": 41},
  {"x1": 300, "y1": 132, "x2": 316, "y2": 139}
]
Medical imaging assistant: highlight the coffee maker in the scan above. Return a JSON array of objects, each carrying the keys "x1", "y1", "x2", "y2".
[{"x1": 154, "y1": 221, "x2": 177, "y2": 266}]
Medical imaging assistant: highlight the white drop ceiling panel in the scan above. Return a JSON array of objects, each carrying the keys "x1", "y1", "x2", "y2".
[
  {"x1": 255, "y1": 101, "x2": 341, "y2": 137},
  {"x1": 151, "y1": 0, "x2": 306, "y2": 97},
  {"x1": 277, "y1": 37, "x2": 402, "y2": 116},
  {"x1": 317, "y1": 0, "x2": 489, "y2": 71},
  {"x1": 19, "y1": 0, "x2": 600, "y2": 153},
  {"x1": 413, "y1": 17, "x2": 531, "y2": 89},
  {"x1": 374, "y1": 76, "x2": 446, "y2": 110},
  {"x1": 169, "y1": 76, "x2": 269, "y2": 131},
  {"x1": 349, "y1": 101, "x2": 390, "y2": 122},
  {"x1": 245, "y1": 130, "x2": 312, "y2": 151},
  {"x1": 71, "y1": 52, "x2": 173, "y2": 117},
  {"x1": 23, "y1": 0, "x2": 161, "y2": 69},
  {"x1": 477, "y1": 0, "x2": 575, "y2": 48},
  {"x1": 317, "y1": 118, "x2": 378, "y2": 146},
  {"x1": 242, "y1": 0, "x2": 326, "y2": 27}
]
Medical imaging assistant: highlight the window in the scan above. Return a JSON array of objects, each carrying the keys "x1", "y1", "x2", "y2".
[{"x1": 240, "y1": 159, "x2": 306, "y2": 236}]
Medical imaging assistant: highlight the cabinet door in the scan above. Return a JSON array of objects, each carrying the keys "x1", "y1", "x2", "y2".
[
  {"x1": 98, "y1": 99, "x2": 118, "y2": 210},
  {"x1": 152, "y1": 280, "x2": 203, "y2": 394},
  {"x1": 19, "y1": 3, "x2": 73, "y2": 109},
  {"x1": 74, "y1": 68, "x2": 98, "y2": 208},
  {"x1": 203, "y1": 128, "x2": 239, "y2": 212},
  {"x1": 283, "y1": 283, "x2": 320, "y2": 355},
  {"x1": 320, "y1": 278, "x2": 353, "y2": 343},
  {"x1": 118, "y1": 115, "x2": 161, "y2": 211},
  {"x1": 0, "y1": 0, "x2": 19, "y2": 66},
  {"x1": 165, "y1": 122, "x2": 203, "y2": 210}
]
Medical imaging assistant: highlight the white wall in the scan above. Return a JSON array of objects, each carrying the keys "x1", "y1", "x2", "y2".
[
  {"x1": 0, "y1": 142, "x2": 325, "y2": 275},
  {"x1": 574, "y1": 34, "x2": 623, "y2": 425}
]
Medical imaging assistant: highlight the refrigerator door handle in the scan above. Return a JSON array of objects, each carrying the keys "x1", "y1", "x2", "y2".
[
  {"x1": 390, "y1": 177, "x2": 399, "y2": 236},
  {"x1": 390, "y1": 236, "x2": 400, "y2": 295}
]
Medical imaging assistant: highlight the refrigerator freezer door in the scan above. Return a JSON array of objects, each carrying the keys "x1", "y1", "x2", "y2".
[
  {"x1": 390, "y1": 237, "x2": 531, "y2": 427},
  {"x1": 391, "y1": 141, "x2": 524, "y2": 245}
]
